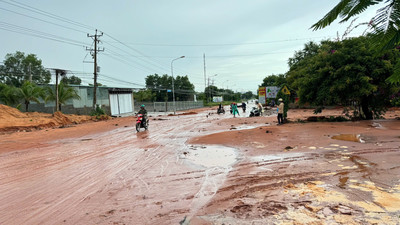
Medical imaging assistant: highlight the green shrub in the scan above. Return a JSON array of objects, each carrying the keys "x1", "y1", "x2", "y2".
[{"x1": 90, "y1": 105, "x2": 105, "y2": 117}]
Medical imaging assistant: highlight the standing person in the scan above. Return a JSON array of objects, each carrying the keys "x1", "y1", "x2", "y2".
[
  {"x1": 256, "y1": 101, "x2": 263, "y2": 116},
  {"x1": 277, "y1": 98, "x2": 284, "y2": 125},
  {"x1": 232, "y1": 102, "x2": 240, "y2": 118},
  {"x1": 241, "y1": 102, "x2": 246, "y2": 113}
]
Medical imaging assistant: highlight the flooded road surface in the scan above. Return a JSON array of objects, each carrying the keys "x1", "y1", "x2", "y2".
[
  {"x1": 0, "y1": 109, "x2": 228, "y2": 224},
  {"x1": 1, "y1": 107, "x2": 400, "y2": 224}
]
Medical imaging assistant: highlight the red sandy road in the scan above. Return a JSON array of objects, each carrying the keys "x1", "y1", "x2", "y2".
[
  {"x1": 0, "y1": 110, "x2": 232, "y2": 225},
  {"x1": 1, "y1": 107, "x2": 400, "y2": 224}
]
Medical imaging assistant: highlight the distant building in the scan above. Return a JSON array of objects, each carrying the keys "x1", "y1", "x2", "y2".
[{"x1": 23, "y1": 85, "x2": 135, "y2": 116}]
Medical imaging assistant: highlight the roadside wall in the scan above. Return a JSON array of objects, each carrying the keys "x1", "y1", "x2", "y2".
[
  {"x1": 18, "y1": 86, "x2": 111, "y2": 115},
  {"x1": 134, "y1": 101, "x2": 203, "y2": 113}
]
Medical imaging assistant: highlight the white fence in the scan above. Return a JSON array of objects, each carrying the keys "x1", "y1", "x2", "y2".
[{"x1": 134, "y1": 101, "x2": 203, "y2": 112}]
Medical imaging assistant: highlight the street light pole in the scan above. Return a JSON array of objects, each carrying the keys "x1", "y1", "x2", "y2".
[
  {"x1": 171, "y1": 56, "x2": 185, "y2": 115},
  {"x1": 208, "y1": 74, "x2": 217, "y2": 102}
]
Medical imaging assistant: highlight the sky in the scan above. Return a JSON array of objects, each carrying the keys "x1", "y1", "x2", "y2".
[{"x1": 0, "y1": 0, "x2": 381, "y2": 93}]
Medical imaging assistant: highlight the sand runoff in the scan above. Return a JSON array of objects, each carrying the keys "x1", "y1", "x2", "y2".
[{"x1": 1, "y1": 105, "x2": 400, "y2": 224}]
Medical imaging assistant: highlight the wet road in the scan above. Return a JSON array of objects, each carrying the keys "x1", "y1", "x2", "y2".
[
  {"x1": 0, "y1": 108, "x2": 241, "y2": 224},
  {"x1": 1, "y1": 106, "x2": 400, "y2": 224}
]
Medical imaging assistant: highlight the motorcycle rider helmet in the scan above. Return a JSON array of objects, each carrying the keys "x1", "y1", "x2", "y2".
[
  {"x1": 140, "y1": 104, "x2": 145, "y2": 108},
  {"x1": 278, "y1": 98, "x2": 283, "y2": 102}
]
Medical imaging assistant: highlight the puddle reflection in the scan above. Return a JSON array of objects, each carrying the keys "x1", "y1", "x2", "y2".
[
  {"x1": 136, "y1": 131, "x2": 149, "y2": 139},
  {"x1": 184, "y1": 145, "x2": 237, "y2": 169}
]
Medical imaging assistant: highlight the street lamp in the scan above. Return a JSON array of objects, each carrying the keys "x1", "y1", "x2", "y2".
[
  {"x1": 208, "y1": 74, "x2": 217, "y2": 102},
  {"x1": 171, "y1": 56, "x2": 185, "y2": 114}
]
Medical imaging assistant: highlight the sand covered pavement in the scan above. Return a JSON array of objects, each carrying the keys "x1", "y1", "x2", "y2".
[{"x1": 0, "y1": 105, "x2": 399, "y2": 224}]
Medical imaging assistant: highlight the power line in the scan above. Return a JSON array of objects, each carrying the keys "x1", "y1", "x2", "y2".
[
  {"x1": 0, "y1": 6, "x2": 88, "y2": 33},
  {"x1": 0, "y1": 0, "x2": 94, "y2": 30},
  {"x1": 0, "y1": 21, "x2": 90, "y2": 47},
  {"x1": 102, "y1": 33, "x2": 173, "y2": 73},
  {"x1": 103, "y1": 36, "x2": 336, "y2": 47}
]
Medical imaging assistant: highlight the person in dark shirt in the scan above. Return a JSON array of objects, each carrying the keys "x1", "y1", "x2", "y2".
[
  {"x1": 138, "y1": 104, "x2": 147, "y2": 116},
  {"x1": 137, "y1": 104, "x2": 148, "y2": 126}
]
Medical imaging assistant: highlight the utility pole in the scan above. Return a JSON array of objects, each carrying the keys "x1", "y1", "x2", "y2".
[
  {"x1": 53, "y1": 69, "x2": 66, "y2": 112},
  {"x1": 203, "y1": 53, "x2": 207, "y2": 102},
  {"x1": 207, "y1": 77, "x2": 210, "y2": 102},
  {"x1": 87, "y1": 29, "x2": 104, "y2": 109},
  {"x1": 28, "y1": 63, "x2": 32, "y2": 82}
]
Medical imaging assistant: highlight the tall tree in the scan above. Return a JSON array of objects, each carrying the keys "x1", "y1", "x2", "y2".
[
  {"x1": 287, "y1": 36, "x2": 399, "y2": 119},
  {"x1": 44, "y1": 82, "x2": 80, "y2": 111},
  {"x1": 174, "y1": 75, "x2": 195, "y2": 101},
  {"x1": 261, "y1": 74, "x2": 287, "y2": 87},
  {"x1": 18, "y1": 81, "x2": 45, "y2": 112},
  {"x1": 0, "y1": 51, "x2": 51, "y2": 87},
  {"x1": 311, "y1": 0, "x2": 400, "y2": 83},
  {"x1": 133, "y1": 89, "x2": 155, "y2": 102},
  {"x1": 145, "y1": 74, "x2": 195, "y2": 101},
  {"x1": 61, "y1": 75, "x2": 82, "y2": 85}
]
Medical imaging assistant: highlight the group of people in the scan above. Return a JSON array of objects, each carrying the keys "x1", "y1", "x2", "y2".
[
  {"x1": 138, "y1": 98, "x2": 285, "y2": 127},
  {"x1": 229, "y1": 102, "x2": 247, "y2": 118}
]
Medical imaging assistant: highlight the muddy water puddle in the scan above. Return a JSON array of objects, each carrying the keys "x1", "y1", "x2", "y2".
[
  {"x1": 331, "y1": 134, "x2": 364, "y2": 143},
  {"x1": 184, "y1": 145, "x2": 238, "y2": 169}
]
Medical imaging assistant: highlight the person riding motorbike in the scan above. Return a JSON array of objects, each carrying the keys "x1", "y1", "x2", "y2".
[
  {"x1": 137, "y1": 104, "x2": 148, "y2": 126},
  {"x1": 217, "y1": 103, "x2": 225, "y2": 114},
  {"x1": 241, "y1": 102, "x2": 246, "y2": 113}
]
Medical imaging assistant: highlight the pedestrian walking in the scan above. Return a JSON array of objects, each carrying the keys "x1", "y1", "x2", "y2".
[
  {"x1": 232, "y1": 102, "x2": 240, "y2": 118},
  {"x1": 277, "y1": 98, "x2": 284, "y2": 125}
]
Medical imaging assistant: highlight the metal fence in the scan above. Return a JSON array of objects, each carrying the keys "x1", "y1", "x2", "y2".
[{"x1": 134, "y1": 101, "x2": 204, "y2": 112}]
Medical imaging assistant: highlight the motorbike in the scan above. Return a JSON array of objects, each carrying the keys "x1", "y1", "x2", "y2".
[
  {"x1": 242, "y1": 104, "x2": 246, "y2": 113},
  {"x1": 217, "y1": 107, "x2": 225, "y2": 114},
  {"x1": 249, "y1": 107, "x2": 261, "y2": 117},
  {"x1": 136, "y1": 114, "x2": 149, "y2": 132}
]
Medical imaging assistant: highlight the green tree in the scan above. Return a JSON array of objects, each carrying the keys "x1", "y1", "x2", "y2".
[
  {"x1": 45, "y1": 82, "x2": 80, "y2": 111},
  {"x1": 242, "y1": 91, "x2": 255, "y2": 100},
  {"x1": 311, "y1": 0, "x2": 400, "y2": 83},
  {"x1": 174, "y1": 75, "x2": 195, "y2": 101},
  {"x1": 0, "y1": 51, "x2": 51, "y2": 87},
  {"x1": 133, "y1": 89, "x2": 155, "y2": 102},
  {"x1": 204, "y1": 85, "x2": 219, "y2": 101},
  {"x1": 261, "y1": 74, "x2": 287, "y2": 87},
  {"x1": 61, "y1": 75, "x2": 82, "y2": 85},
  {"x1": 287, "y1": 36, "x2": 399, "y2": 119},
  {"x1": 18, "y1": 81, "x2": 45, "y2": 112},
  {"x1": 0, "y1": 83, "x2": 20, "y2": 106},
  {"x1": 145, "y1": 74, "x2": 195, "y2": 101},
  {"x1": 146, "y1": 74, "x2": 172, "y2": 101}
]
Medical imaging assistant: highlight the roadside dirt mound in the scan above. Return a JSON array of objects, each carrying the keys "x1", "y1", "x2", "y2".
[
  {"x1": 0, "y1": 104, "x2": 92, "y2": 133},
  {"x1": 53, "y1": 111, "x2": 73, "y2": 124},
  {"x1": 0, "y1": 104, "x2": 28, "y2": 119}
]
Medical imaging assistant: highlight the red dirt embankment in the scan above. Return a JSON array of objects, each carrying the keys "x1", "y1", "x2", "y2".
[{"x1": 0, "y1": 104, "x2": 93, "y2": 133}]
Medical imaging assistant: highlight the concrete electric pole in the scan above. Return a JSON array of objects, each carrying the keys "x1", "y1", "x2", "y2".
[{"x1": 87, "y1": 29, "x2": 104, "y2": 109}]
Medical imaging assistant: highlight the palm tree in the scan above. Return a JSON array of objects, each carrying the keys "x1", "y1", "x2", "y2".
[
  {"x1": 18, "y1": 81, "x2": 45, "y2": 112},
  {"x1": 0, "y1": 83, "x2": 20, "y2": 106},
  {"x1": 311, "y1": 0, "x2": 400, "y2": 83},
  {"x1": 45, "y1": 82, "x2": 80, "y2": 111}
]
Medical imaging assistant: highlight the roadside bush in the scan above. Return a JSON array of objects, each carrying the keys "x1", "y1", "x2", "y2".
[
  {"x1": 90, "y1": 105, "x2": 106, "y2": 118},
  {"x1": 390, "y1": 92, "x2": 400, "y2": 107}
]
